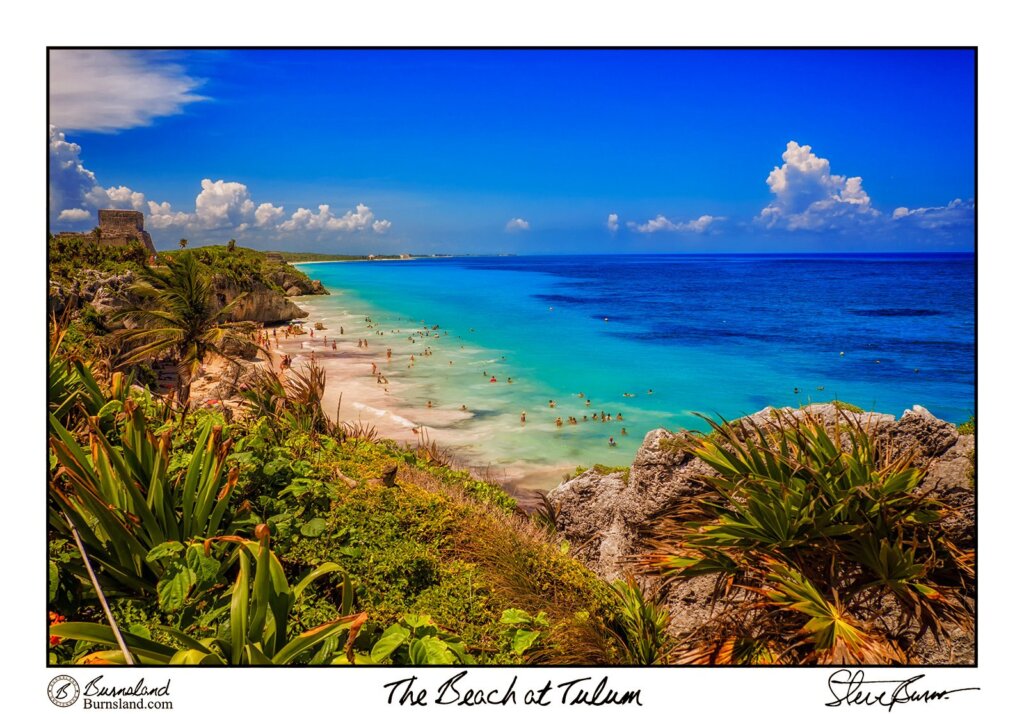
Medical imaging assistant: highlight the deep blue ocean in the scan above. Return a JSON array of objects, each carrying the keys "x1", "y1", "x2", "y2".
[{"x1": 295, "y1": 253, "x2": 975, "y2": 483}]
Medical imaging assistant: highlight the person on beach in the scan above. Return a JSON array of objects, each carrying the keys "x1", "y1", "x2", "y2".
[
  {"x1": 387, "y1": 348, "x2": 392, "y2": 359},
  {"x1": 461, "y1": 404, "x2": 467, "y2": 411},
  {"x1": 520, "y1": 411, "x2": 526, "y2": 424},
  {"x1": 371, "y1": 362, "x2": 377, "y2": 374},
  {"x1": 427, "y1": 400, "x2": 433, "y2": 408},
  {"x1": 332, "y1": 340, "x2": 337, "y2": 350}
]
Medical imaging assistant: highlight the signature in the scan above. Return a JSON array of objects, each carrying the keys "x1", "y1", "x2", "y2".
[{"x1": 827, "y1": 670, "x2": 979, "y2": 709}]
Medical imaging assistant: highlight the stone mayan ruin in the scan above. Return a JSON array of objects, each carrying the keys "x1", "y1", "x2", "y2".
[{"x1": 56, "y1": 209, "x2": 157, "y2": 254}]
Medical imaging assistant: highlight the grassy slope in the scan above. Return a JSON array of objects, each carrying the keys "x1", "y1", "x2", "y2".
[{"x1": 49, "y1": 401, "x2": 620, "y2": 665}]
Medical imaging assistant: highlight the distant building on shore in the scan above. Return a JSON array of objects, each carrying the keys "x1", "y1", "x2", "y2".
[{"x1": 55, "y1": 209, "x2": 156, "y2": 255}]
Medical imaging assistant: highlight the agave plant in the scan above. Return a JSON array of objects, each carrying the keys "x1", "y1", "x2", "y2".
[
  {"x1": 51, "y1": 527, "x2": 365, "y2": 665},
  {"x1": 643, "y1": 410, "x2": 973, "y2": 665},
  {"x1": 239, "y1": 361, "x2": 334, "y2": 436},
  {"x1": 608, "y1": 577, "x2": 673, "y2": 665},
  {"x1": 48, "y1": 395, "x2": 241, "y2": 597}
]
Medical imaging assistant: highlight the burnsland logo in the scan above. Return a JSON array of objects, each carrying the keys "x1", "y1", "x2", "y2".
[{"x1": 47, "y1": 675, "x2": 80, "y2": 707}]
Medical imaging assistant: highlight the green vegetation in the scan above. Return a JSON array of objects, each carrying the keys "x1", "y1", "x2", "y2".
[
  {"x1": 957, "y1": 415, "x2": 976, "y2": 435},
  {"x1": 47, "y1": 333, "x2": 640, "y2": 665},
  {"x1": 161, "y1": 245, "x2": 322, "y2": 294},
  {"x1": 113, "y1": 252, "x2": 252, "y2": 406},
  {"x1": 48, "y1": 234, "x2": 150, "y2": 283},
  {"x1": 643, "y1": 411, "x2": 973, "y2": 665},
  {"x1": 829, "y1": 400, "x2": 865, "y2": 414},
  {"x1": 274, "y1": 251, "x2": 371, "y2": 263}
]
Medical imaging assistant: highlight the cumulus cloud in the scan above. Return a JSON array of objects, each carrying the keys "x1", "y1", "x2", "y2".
[
  {"x1": 49, "y1": 126, "x2": 391, "y2": 242},
  {"x1": 279, "y1": 203, "x2": 379, "y2": 233},
  {"x1": 758, "y1": 141, "x2": 880, "y2": 230},
  {"x1": 49, "y1": 125, "x2": 148, "y2": 220},
  {"x1": 49, "y1": 50, "x2": 205, "y2": 132},
  {"x1": 628, "y1": 214, "x2": 720, "y2": 234},
  {"x1": 893, "y1": 198, "x2": 975, "y2": 229},
  {"x1": 506, "y1": 217, "x2": 530, "y2": 232},
  {"x1": 57, "y1": 208, "x2": 91, "y2": 222},
  {"x1": 146, "y1": 201, "x2": 192, "y2": 229},
  {"x1": 255, "y1": 202, "x2": 285, "y2": 228},
  {"x1": 194, "y1": 179, "x2": 256, "y2": 229},
  {"x1": 607, "y1": 213, "x2": 619, "y2": 233}
]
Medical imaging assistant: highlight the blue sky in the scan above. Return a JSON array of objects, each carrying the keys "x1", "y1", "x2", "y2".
[{"x1": 49, "y1": 49, "x2": 975, "y2": 253}]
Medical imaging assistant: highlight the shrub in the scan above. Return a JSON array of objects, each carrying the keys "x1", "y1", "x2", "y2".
[{"x1": 643, "y1": 411, "x2": 973, "y2": 665}]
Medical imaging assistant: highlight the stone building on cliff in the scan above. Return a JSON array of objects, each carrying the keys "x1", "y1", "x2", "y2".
[{"x1": 56, "y1": 210, "x2": 156, "y2": 255}]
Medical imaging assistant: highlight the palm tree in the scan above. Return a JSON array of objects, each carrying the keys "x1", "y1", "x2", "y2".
[
  {"x1": 227, "y1": 238, "x2": 236, "y2": 252},
  {"x1": 113, "y1": 252, "x2": 249, "y2": 409},
  {"x1": 179, "y1": 238, "x2": 188, "y2": 250}
]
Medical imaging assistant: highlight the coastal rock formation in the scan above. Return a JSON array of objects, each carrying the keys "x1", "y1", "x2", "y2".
[
  {"x1": 210, "y1": 274, "x2": 309, "y2": 324},
  {"x1": 547, "y1": 402, "x2": 976, "y2": 663}
]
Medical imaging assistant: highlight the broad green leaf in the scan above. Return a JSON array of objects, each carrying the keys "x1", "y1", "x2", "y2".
[
  {"x1": 370, "y1": 626, "x2": 410, "y2": 663},
  {"x1": 500, "y1": 608, "x2": 533, "y2": 625},
  {"x1": 512, "y1": 628, "x2": 540, "y2": 655},
  {"x1": 185, "y1": 545, "x2": 220, "y2": 589},
  {"x1": 146, "y1": 541, "x2": 185, "y2": 563},
  {"x1": 48, "y1": 561, "x2": 58, "y2": 603},
  {"x1": 420, "y1": 636, "x2": 457, "y2": 664},
  {"x1": 300, "y1": 517, "x2": 327, "y2": 538},
  {"x1": 157, "y1": 560, "x2": 196, "y2": 612}
]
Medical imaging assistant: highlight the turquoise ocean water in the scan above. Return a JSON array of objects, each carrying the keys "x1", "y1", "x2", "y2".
[{"x1": 294, "y1": 254, "x2": 975, "y2": 488}]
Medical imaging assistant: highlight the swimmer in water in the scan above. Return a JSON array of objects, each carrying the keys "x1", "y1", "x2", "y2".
[
  {"x1": 490, "y1": 376, "x2": 497, "y2": 383},
  {"x1": 609, "y1": 437, "x2": 616, "y2": 447},
  {"x1": 621, "y1": 427, "x2": 627, "y2": 436},
  {"x1": 616, "y1": 413, "x2": 623, "y2": 421},
  {"x1": 555, "y1": 417, "x2": 563, "y2": 427},
  {"x1": 549, "y1": 400, "x2": 556, "y2": 408}
]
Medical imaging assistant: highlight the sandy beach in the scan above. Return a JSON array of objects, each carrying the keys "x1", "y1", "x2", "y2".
[{"x1": 254, "y1": 307, "x2": 577, "y2": 492}]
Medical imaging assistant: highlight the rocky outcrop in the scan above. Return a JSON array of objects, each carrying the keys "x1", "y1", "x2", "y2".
[
  {"x1": 210, "y1": 275, "x2": 309, "y2": 324},
  {"x1": 548, "y1": 402, "x2": 976, "y2": 662},
  {"x1": 209, "y1": 268, "x2": 327, "y2": 324},
  {"x1": 263, "y1": 268, "x2": 329, "y2": 298}
]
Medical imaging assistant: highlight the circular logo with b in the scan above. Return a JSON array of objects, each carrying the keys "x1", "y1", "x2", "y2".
[{"x1": 47, "y1": 675, "x2": 80, "y2": 707}]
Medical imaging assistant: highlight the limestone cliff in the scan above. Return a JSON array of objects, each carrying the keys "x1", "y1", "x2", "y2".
[{"x1": 547, "y1": 403, "x2": 976, "y2": 664}]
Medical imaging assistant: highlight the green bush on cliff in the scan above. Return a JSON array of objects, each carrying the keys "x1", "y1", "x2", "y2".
[{"x1": 644, "y1": 410, "x2": 974, "y2": 665}]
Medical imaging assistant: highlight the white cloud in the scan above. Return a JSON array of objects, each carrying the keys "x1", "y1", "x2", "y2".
[
  {"x1": 146, "y1": 201, "x2": 192, "y2": 229},
  {"x1": 629, "y1": 214, "x2": 720, "y2": 234},
  {"x1": 57, "y1": 208, "x2": 91, "y2": 222},
  {"x1": 758, "y1": 141, "x2": 880, "y2": 230},
  {"x1": 255, "y1": 202, "x2": 285, "y2": 228},
  {"x1": 49, "y1": 50, "x2": 205, "y2": 132},
  {"x1": 87, "y1": 185, "x2": 146, "y2": 211},
  {"x1": 279, "y1": 203, "x2": 378, "y2": 233},
  {"x1": 49, "y1": 125, "x2": 149, "y2": 220},
  {"x1": 607, "y1": 213, "x2": 619, "y2": 232},
  {"x1": 893, "y1": 198, "x2": 975, "y2": 229},
  {"x1": 49, "y1": 128, "x2": 392, "y2": 241},
  {"x1": 195, "y1": 179, "x2": 256, "y2": 229},
  {"x1": 506, "y1": 217, "x2": 530, "y2": 232}
]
